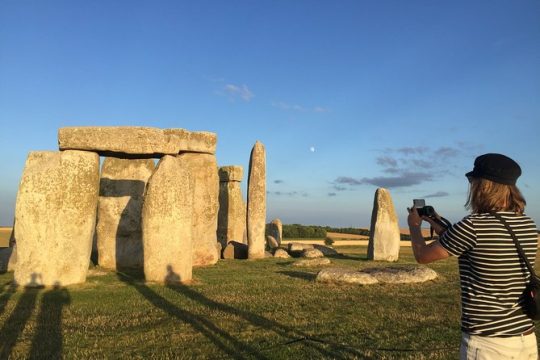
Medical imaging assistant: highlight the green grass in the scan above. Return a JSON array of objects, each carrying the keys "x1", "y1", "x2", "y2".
[{"x1": 0, "y1": 246, "x2": 497, "y2": 359}]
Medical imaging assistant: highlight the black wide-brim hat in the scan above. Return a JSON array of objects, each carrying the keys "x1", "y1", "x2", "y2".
[{"x1": 466, "y1": 153, "x2": 521, "y2": 185}]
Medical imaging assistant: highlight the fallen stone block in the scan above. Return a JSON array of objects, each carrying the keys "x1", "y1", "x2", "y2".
[
  {"x1": 316, "y1": 268, "x2": 379, "y2": 285},
  {"x1": 292, "y1": 258, "x2": 331, "y2": 267}
]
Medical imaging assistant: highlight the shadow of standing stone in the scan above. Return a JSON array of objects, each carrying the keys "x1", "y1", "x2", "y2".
[{"x1": 97, "y1": 158, "x2": 154, "y2": 271}]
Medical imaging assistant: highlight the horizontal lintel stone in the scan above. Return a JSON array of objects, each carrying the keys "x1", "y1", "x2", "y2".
[
  {"x1": 58, "y1": 127, "x2": 216, "y2": 157},
  {"x1": 218, "y1": 166, "x2": 243, "y2": 182}
]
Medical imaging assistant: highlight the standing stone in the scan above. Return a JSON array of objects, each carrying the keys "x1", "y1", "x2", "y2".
[
  {"x1": 367, "y1": 188, "x2": 400, "y2": 261},
  {"x1": 217, "y1": 166, "x2": 246, "y2": 247},
  {"x1": 14, "y1": 151, "x2": 99, "y2": 287},
  {"x1": 179, "y1": 153, "x2": 219, "y2": 267},
  {"x1": 247, "y1": 141, "x2": 266, "y2": 259},
  {"x1": 222, "y1": 241, "x2": 248, "y2": 260},
  {"x1": 96, "y1": 158, "x2": 155, "y2": 270},
  {"x1": 142, "y1": 155, "x2": 193, "y2": 283},
  {"x1": 267, "y1": 218, "x2": 283, "y2": 245}
]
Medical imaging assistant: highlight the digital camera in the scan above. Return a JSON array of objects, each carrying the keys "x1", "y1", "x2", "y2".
[{"x1": 413, "y1": 199, "x2": 436, "y2": 217}]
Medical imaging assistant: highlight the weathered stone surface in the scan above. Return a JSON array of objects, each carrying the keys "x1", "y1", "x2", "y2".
[
  {"x1": 266, "y1": 235, "x2": 279, "y2": 249},
  {"x1": 14, "y1": 151, "x2": 99, "y2": 287},
  {"x1": 288, "y1": 243, "x2": 304, "y2": 256},
  {"x1": 97, "y1": 158, "x2": 155, "y2": 270},
  {"x1": 265, "y1": 251, "x2": 273, "y2": 258},
  {"x1": 218, "y1": 166, "x2": 243, "y2": 182},
  {"x1": 273, "y1": 248, "x2": 290, "y2": 258},
  {"x1": 316, "y1": 268, "x2": 378, "y2": 285},
  {"x1": 267, "y1": 219, "x2": 283, "y2": 245},
  {"x1": 58, "y1": 127, "x2": 217, "y2": 157},
  {"x1": 142, "y1": 155, "x2": 193, "y2": 283},
  {"x1": 362, "y1": 266, "x2": 438, "y2": 283},
  {"x1": 179, "y1": 153, "x2": 219, "y2": 266},
  {"x1": 217, "y1": 167, "x2": 246, "y2": 246},
  {"x1": 367, "y1": 188, "x2": 400, "y2": 262},
  {"x1": 216, "y1": 242, "x2": 223, "y2": 259},
  {"x1": 164, "y1": 129, "x2": 217, "y2": 154},
  {"x1": 247, "y1": 141, "x2": 266, "y2": 259},
  {"x1": 0, "y1": 247, "x2": 15, "y2": 273},
  {"x1": 302, "y1": 248, "x2": 324, "y2": 258},
  {"x1": 292, "y1": 258, "x2": 331, "y2": 267},
  {"x1": 223, "y1": 241, "x2": 248, "y2": 259},
  {"x1": 313, "y1": 245, "x2": 339, "y2": 256}
]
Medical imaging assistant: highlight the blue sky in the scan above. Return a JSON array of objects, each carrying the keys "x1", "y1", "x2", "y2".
[{"x1": 1, "y1": 1, "x2": 539, "y2": 227}]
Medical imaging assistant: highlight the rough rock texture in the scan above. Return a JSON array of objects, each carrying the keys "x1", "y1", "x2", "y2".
[
  {"x1": 316, "y1": 266, "x2": 437, "y2": 285},
  {"x1": 142, "y1": 155, "x2": 193, "y2": 283},
  {"x1": 273, "y1": 248, "x2": 290, "y2": 258},
  {"x1": 267, "y1": 219, "x2": 283, "y2": 245},
  {"x1": 247, "y1": 141, "x2": 266, "y2": 259},
  {"x1": 367, "y1": 188, "x2": 400, "y2": 262},
  {"x1": 218, "y1": 166, "x2": 243, "y2": 182},
  {"x1": 362, "y1": 266, "x2": 438, "y2": 283},
  {"x1": 288, "y1": 243, "x2": 304, "y2": 257},
  {"x1": 216, "y1": 242, "x2": 223, "y2": 259},
  {"x1": 293, "y1": 258, "x2": 331, "y2": 267},
  {"x1": 313, "y1": 245, "x2": 339, "y2": 256},
  {"x1": 266, "y1": 235, "x2": 279, "y2": 250},
  {"x1": 58, "y1": 127, "x2": 217, "y2": 157},
  {"x1": 179, "y1": 153, "x2": 219, "y2": 266},
  {"x1": 222, "y1": 241, "x2": 248, "y2": 260},
  {"x1": 97, "y1": 158, "x2": 154, "y2": 270},
  {"x1": 0, "y1": 247, "x2": 16, "y2": 273},
  {"x1": 302, "y1": 248, "x2": 324, "y2": 259},
  {"x1": 217, "y1": 166, "x2": 246, "y2": 246},
  {"x1": 316, "y1": 268, "x2": 379, "y2": 285},
  {"x1": 265, "y1": 251, "x2": 273, "y2": 258},
  {"x1": 164, "y1": 129, "x2": 217, "y2": 154},
  {"x1": 14, "y1": 151, "x2": 99, "y2": 287}
]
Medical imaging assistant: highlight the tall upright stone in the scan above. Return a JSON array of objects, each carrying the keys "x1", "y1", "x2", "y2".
[
  {"x1": 142, "y1": 155, "x2": 193, "y2": 283},
  {"x1": 96, "y1": 158, "x2": 155, "y2": 270},
  {"x1": 179, "y1": 153, "x2": 219, "y2": 267},
  {"x1": 367, "y1": 188, "x2": 400, "y2": 261},
  {"x1": 217, "y1": 166, "x2": 246, "y2": 247},
  {"x1": 267, "y1": 218, "x2": 283, "y2": 245},
  {"x1": 247, "y1": 141, "x2": 266, "y2": 259},
  {"x1": 14, "y1": 151, "x2": 100, "y2": 287}
]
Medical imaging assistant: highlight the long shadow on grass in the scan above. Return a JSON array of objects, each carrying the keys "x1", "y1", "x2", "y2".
[
  {"x1": 167, "y1": 283, "x2": 364, "y2": 359},
  {"x1": 0, "y1": 283, "x2": 17, "y2": 316},
  {"x1": 117, "y1": 272, "x2": 267, "y2": 360},
  {"x1": 0, "y1": 286, "x2": 39, "y2": 358},
  {"x1": 28, "y1": 284, "x2": 71, "y2": 359}
]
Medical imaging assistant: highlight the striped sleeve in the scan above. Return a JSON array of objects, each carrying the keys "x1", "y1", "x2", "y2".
[{"x1": 439, "y1": 217, "x2": 477, "y2": 256}]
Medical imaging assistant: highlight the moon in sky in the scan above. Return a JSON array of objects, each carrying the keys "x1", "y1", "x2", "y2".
[{"x1": 310, "y1": 146, "x2": 315, "y2": 152}]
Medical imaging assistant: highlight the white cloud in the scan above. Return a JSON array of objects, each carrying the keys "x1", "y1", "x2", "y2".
[
  {"x1": 310, "y1": 146, "x2": 316, "y2": 152},
  {"x1": 224, "y1": 84, "x2": 254, "y2": 102}
]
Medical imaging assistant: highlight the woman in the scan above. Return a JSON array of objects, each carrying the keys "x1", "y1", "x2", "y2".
[{"x1": 408, "y1": 153, "x2": 538, "y2": 359}]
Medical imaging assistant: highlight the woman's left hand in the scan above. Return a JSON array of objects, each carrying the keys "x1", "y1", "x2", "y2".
[{"x1": 407, "y1": 206, "x2": 422, "y2": 228}]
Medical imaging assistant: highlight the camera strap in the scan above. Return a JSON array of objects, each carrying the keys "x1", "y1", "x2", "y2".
[{"x1": 428, "y1": 216, "x2": 452, "y2": 240}]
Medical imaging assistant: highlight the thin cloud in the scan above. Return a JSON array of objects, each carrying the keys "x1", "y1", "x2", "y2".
[
  {"x1": 272, "y1": 101, "x2": 328, "y2": 113},
  {"x1": 377, "y1": 156, "x2": 398, "y2": 168},
  {"x1": 328, "y1": 192, "x2": 337, "y2": 197},
  {"x1": 274, "y1": 180, "x2": 284, "y2": 184},
  {"x1": 395, "y1": 147, "x2": 429, "y2": 155},
  {"x1": 435, "y1": 147, "x2": 459, "y2": 158},
  {"x1": 333, "y1": 185, "x2": 347, "y2": 191},
  {"x1": 224, "y1": 84, "x2": 254, "y2": 102},
  {"x1": 423, "y1": 191, "x2": 450, "y2": 198},
  {"x1": 334, "y1": 172, "x2": 433, "y2": 189}
]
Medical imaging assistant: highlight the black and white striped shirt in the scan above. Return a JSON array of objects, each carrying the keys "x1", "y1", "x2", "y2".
[{"x1": 439, "y1": 212, "x2": 538, "y2": 337}]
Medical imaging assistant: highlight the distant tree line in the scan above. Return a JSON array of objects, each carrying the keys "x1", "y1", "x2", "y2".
[
  {"x1": 280, "y1": 224, "x2": 327, "y2": 239},
  {"x1": 323, "y1": 227, "x2": 370, "y2": 236}
]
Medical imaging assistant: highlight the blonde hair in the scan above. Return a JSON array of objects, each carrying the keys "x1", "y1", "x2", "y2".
[{"x1": 465, "y1": 178, "x2": 526, "y2": 214}]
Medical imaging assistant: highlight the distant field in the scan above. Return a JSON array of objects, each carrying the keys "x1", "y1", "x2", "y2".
[{"x1": 0, "y1": 227, "x2": 11, "y2": 248}]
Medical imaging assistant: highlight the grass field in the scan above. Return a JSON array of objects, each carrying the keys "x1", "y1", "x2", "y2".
[
  {"x1": 2, "y1": 244, "x2": 539, "y2": 359},
  {"x1": 0, "y1": 246, "x2": 476, "y2": 359},
  {"x1": 0, "y1": 228, "x2": 11, "y2": 248}
]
